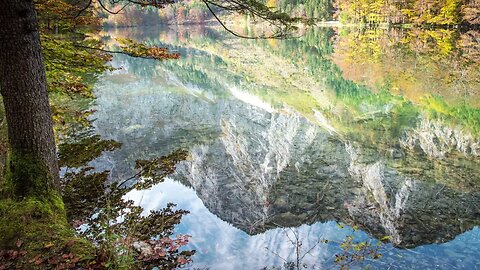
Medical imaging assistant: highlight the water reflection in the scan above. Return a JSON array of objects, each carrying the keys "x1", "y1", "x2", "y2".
[
  {"x1": 332, "y1": 28, "x2": 480, "y2": 107},
  {"x1": 91, "y1": 25, "x2": 480, "y2": 269}
]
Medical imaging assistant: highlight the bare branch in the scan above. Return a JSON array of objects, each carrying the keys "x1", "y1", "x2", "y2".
[
  {"x1": 202, "y1": 0, "x2": 286, "y2": 39},
  {"x1": 74, "y1": 0, "x2": 93, "y2": 19},
  {"x1": 97, "y1": 0, "x2": 129, "y2": 15}
]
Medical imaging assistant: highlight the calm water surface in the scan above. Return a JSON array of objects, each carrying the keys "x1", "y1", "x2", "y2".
[{"x1": 90, "y1": 25, "x2": 480, "y2": 269}]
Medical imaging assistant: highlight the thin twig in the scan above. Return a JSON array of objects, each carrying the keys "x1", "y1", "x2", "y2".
[
  {"x1": 202, "y1": 0, "x2": 288, "y2": 39},
  {"x1": 73, "y1": 0, "x2": 93, "y2": 19}
]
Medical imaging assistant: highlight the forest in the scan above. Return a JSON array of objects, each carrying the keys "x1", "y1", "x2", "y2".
[{"x1": 103, "y1": 0, "x2": 479, "y2": 26}]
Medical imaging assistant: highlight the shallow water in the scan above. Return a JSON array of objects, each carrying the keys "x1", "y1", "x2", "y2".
[{"x1": 90, "y1": 25, "x2": 480, "y2": 269}]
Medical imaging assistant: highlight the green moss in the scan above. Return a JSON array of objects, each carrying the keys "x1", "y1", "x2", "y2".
[
  {"x1": 0, "y1": 194, "x2": 98, "y2": 267},
  {"x1": 0, "y1": 194, "x2": 66, "y2": 247},
  {"x1": 4, "y1": 151, "x2": 56, "y2": 199},
  {"x1": 58, "y1": 135, "x2": 121, "y2": 168},
  {"x1": 0, "y1": 149, "x2": 98, "y2": 265}
]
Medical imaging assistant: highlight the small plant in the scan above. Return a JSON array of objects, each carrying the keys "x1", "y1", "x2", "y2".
[
  {"x1": 263, "y1": 224, "x2": 386, "y2": 270},
  {"x1": 265, "y1": 226, "x2": 328, "y2": 270},
  {"x1": 334, "y1": 225, "x2": 386, "y2": 270}
]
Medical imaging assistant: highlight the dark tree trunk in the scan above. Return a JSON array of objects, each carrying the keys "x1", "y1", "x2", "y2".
[{"x1": 0, "y1": 0, "x2": 60, "y2": 198}]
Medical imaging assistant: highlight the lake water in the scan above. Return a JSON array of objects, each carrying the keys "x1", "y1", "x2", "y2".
[{"x1": 89, "y1": 25, "x2": 480, "y2": 269}]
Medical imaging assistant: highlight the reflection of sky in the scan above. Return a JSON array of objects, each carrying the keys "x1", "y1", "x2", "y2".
[
  {"x1": 124, "y1": 178, "x2": 480, "y2": 270},
  {"x1": 124, "y1": 178, "x2": 354, "y2": 269}
]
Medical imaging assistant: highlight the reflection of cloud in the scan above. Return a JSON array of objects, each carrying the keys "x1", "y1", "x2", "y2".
[{"x1": 124, "y1": 178, "x2": 343, "y2": 269}]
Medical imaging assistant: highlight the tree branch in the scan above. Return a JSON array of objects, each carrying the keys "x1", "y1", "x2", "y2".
[
  {"x1": 73, "y1": 0, "x2": 93, "y2": 19},
  {"x1": 202, "y1": 0, "x2": 285, "y2": 39},
  {"x1": 97, "y1": 0, "x2": 129, "y2": 15},
  {"x1": 73, "y1": 44, "x2": 159, "y2": 59}
]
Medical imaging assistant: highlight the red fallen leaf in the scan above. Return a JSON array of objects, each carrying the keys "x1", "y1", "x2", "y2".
[
  {"x1": 34, "y1": 257, "x2": 43, "y2": 265},
  {"x1": 177, "y1": 256, "x2": 188, "y2": 264},
  {"x1": 29, "y1": 254, "x2": 44, "y2": 265},
  {"x1": 66, "y1": 239, "x2": 75, "y2": 247},
  {"x1": 48, "y1": 256, "x2": 59, "y2": 264},
  {"x1": 15, "y1": 240, "x2": 23, "y2": 248},
  {"x1": 62, "y1": 253, "x2": 74, "y2": 259}
]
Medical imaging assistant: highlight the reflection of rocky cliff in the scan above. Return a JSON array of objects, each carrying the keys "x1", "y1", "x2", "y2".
[
  {"x1": 92, "y1": 30, "x2": 480, "y2": 250},
  {"x1": 400, "y1": 116, "x2": 480, "y2": 158},
  {"x1": 170, "y1": 105, "x2": 480, "y2": 248},
  {"x1": 94, "y1": 70, "x2": 480, "y2": 250}
]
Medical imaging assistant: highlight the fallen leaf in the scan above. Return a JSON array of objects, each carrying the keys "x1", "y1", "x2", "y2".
[
  {"x1": 65, "y1": 239, "x2": 75, "y2": 247},
  {"x1": 15, "y1": 240, "x2": 23, "y2": 248}
]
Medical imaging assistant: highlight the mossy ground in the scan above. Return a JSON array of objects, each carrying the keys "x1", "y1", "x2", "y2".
[{"x1": 0, "y1": 193, "x2": 103, "y2": 268}]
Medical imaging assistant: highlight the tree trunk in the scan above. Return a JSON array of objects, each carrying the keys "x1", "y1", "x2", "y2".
[{"x1": 0, "y1": 0, "x2": 60, "y2": 198}]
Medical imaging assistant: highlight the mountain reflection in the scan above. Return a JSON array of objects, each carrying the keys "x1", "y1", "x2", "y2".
[{"x1": 91, "y1": 25, "x2": 480, "y2": 269}]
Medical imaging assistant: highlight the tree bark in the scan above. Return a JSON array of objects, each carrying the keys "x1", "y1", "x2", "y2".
[{"x1": 0, "y1": 0, "x2": 60, "y2": 198}]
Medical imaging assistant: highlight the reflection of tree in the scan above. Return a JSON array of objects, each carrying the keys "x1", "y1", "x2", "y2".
[
  {"x1": 458, "y1": 30, "x2": 480, "y2": 63},
  {"x1": 333, "y1": 28, "x2": 480, "y2": 109}
]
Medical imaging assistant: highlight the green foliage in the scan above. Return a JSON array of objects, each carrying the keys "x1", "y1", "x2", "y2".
[
  {"x1": 62, "y1": 167, "x2": 110, "y2": 222},
  {"x1": 334, "y1": 225, "x2": 384, "y2": 270},
  {"x1": 60, "y1": 145, "x2": 195, "y2": 269},
  {"x1": 133, "y1": 150, "x2": 189, "y2": 190},
  {"x1": 117, "y1": 38, "x2": 181, "y2": 60},
  {"x1": 41, "y1": 34, "x2": 111, "y2": 98},
  {"x1": 421, "y1": 95, "x2": 480, "y2": 134},
  {"x1": 335, "y1": 0, "x2": 471, "y2": 25},
  {"x1": 58, "y1": 135, "x2": 122, "y2": 168}
]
